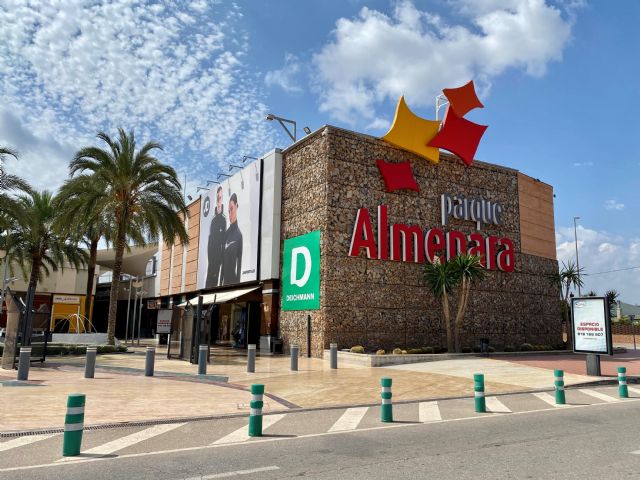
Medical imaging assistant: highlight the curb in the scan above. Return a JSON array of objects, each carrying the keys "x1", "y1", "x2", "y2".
[{"x1": 2, "y1": 377, "x2": 634, "y2": 438}]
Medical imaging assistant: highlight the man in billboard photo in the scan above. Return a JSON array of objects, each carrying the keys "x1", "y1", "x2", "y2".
[
  {"x1": 206, "y1": 186, "x2": 226, "y2": 288},
  {"x1": 221, "y1": 193, "x2": 243, "y2": 285}
]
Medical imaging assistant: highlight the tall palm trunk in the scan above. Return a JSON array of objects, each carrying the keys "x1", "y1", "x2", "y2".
[
  {"x1": 454, "y1": 279, "x2": 471, "y2": 353},
  {"x1": 442, "y1": 293, "x2": 454, "y2": 352},
  {"x1": 84, "y1": 237, "x2": 99, "y2": 325},
  {"x1": 106, "y1": 230, "x2": 126, "y2": 345}
]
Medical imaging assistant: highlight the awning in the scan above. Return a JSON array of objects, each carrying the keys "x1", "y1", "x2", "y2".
[
  {"x1": 96, "y1": 244, "x2": 158, "y2": 277},
  {"x1": 177, "y1": 286, "x2": 261, "y2": 308}
]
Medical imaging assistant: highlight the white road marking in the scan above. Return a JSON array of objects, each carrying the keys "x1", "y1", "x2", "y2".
[
  {"x1": 579, "y1": 388, "x2": 619, "y2": 403},
  {"x1": 418, "y1": 401, "x2": 441, "y2": 422},
  {"x1": 328, "y1": 407, "x2": 369, "y2": 432},
  {"x1": 627, "y1": 386, "x2": 640, "y2": 396},
  {"x1": 0, "y1": 434, "x2": 55, "y2": 452},
  {"x1": 183, "y1": 465, "x2": 279, "y2": 479},
  {"x1": 1, "y1": 398, "x2": 639, "y2": 473},
  {"x1": 57, "y1": 423, "x2": 185, "y2": 462},
  {"x1": 212, "y1": 414, "x2": 286, "y2": 445},
  {"x1": 532, "y1": 392, "x2": 569, "y2": 407},
  {"x1": 485, "y1": 396, "x2": 512, "y2": 413}
]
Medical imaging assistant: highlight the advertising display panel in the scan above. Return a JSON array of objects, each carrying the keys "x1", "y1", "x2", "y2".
[
  {"x1": 156, "y1": 309, "x2": 172, "y2": 334},
  {"x1": 572, "y1": 297, "x2": 613, "y2": 355},
  {"x1": 282, "y1": 230, "x2": 321, "y2": 311},
  {"x1": 197, "y1": 160, "x2": 261, "y2": 289}
]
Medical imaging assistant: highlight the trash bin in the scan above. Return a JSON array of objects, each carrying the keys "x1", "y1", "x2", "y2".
[{"x1": 480, "y1": 338, "x2": 490, "y2": 353}]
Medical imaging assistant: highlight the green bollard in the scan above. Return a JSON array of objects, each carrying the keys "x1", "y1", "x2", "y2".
[
  {"x1": 474, "y1": 373, "x2": 486, "y2": 413},
  {"x1": 62, "y1": 394, "x2": 86, "y2": 456},
  {"x1": 554, "y1": 369, "x2": 566, "y2": 405},
  {"x1": 618, "y1": 367, "x2": 628, "y2": 399},
  {"x1": 380, "y1": 377, "x2": 393, "y2": 423},
  {"x1": 248, "y1": 384, "x2": 264, "y2": 437}
]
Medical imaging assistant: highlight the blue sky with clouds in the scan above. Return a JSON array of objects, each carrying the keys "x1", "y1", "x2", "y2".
[{"x1": 1, "y1": 1, "x2": 639, "y2": 301}]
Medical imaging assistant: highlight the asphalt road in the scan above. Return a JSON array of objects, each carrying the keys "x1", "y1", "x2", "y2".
[{"x1": 2, "y1": 395, "x2": 640, "y2": 480}]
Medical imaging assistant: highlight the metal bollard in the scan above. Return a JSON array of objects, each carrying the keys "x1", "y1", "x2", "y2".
[
  {"x1": 17, "y1": 347, "x2": 31, "y2": 381},
  {"x1": 84, "y1": 346, "x2": 97, "y2": 379},
  {"x1": 198, "y1": 344, "x2": 208, "y2": 375},
  {"x1": 330, "y1": 343, "x2": 338, "y2": 369},
  {"x1": 554, "y1": 369, "x2": 565, "y2": 405},
  {"x1": 145, "y1": 346, "x2": 155, "y2": 377},
  {"x1": 474, "y1": 373, "x2": 486, "y2": 413},
  {"x1": 290, "y1": 344, "x2": 299, "y2": 371},
  {"x1": 618, "y1": 366, "x2": 628, "y2": 398},
  {"x1": 248, "y1": 384, "x2": 264, "y2": 437},
  {"x1": 247, "y1": 344, "x2": 256, "y2": 373},
  {"x1": 380, "y1": 377, "x2": 393, "y2": 422},
  {"x1": 62, "y1": 394, "x2": 86, "y2": 456}
]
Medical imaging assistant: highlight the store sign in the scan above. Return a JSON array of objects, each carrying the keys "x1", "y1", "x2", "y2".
[
  {"x1": 349, "y1": 203, "x2": 514, "y2": 272},
  {"x1": 572, "y1": 297, "x2": 613, "y2": 355},
  {"x1": 156, "y1": 309, "x2": 172, "y2": 334},
  {"x1": 282, "y1": 231, "x2": 321, "y2": 311},
  {"x1": 53, "y1": 295, "x2": 80, "y2": 305}
]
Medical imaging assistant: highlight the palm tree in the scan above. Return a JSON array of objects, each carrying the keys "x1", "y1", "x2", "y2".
[
  {"x1": 0, "y1": 147, "x2": 31, "y2": 219},
  {"x1": 424, "y1": 254, "x2": 485, "y2": 352},
  {"x1": 424, "y1": 257, "x2": 458, "y2": 352},
  {"x1": 549, "y1": 260, "x2": 584, "y2": 346},
  {"x1": 9, "y1": 190, "x2": 87, "y2": 317},
  {"x1": 451, "y1": 254, "x2": 486, "y2": 352},
  {"x1": 69, "y1": 129, "x2": 188, "y2": 345},
  {"x1": 605, "y1": 289, "x2": 619, "y2": 319},
  {"x1": 56, "y1": 175, "x2": 114, "y2": 322}
]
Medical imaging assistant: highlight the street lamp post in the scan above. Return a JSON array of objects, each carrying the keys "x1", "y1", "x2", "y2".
[
  {"x1": 573, "y1": 216, "x2": 582, "y2": 296},
  {"x1": 265, "y1": 113, "x2": 297, "y2": 143}
]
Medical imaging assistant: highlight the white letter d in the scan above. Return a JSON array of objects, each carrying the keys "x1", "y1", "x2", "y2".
[{"x1": 291, "y1": 246, "x2": 312, "y2": 287}]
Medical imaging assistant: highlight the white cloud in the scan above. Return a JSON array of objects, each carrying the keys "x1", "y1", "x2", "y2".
[
  {"x1": 573, "y1": 161, "x2": 593, "y2": 167},
  {"x1": 556, "y1": 225, "x2": 640, "y2": 303},
  {"x1": 0, "y1": 1, "x2": 276, "y2": 192},
  {"x1": 312, "y1": 0, "x2": 576, "y2": 126},
  {"x1": 604, "y1": 199, "x2": 624, "y2": 211},
  {"x1": 265, "y1": 53, "x2": 303, "y2": 93}
]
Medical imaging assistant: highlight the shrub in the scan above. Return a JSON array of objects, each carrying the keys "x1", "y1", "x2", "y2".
[
  {"x1": 461, "y1": 346, "x2": 472, "y2": 353},
  {"x1": 407, "y1": 348, "x2": 423, "y2": 354},
  {"x1": 473, "y1": 346, "x2": 481, "y2": 353},
  {"x1": 519, "y1": 343, "x2": 533, "y2": 351},
  {"x1": 434, "y1": 346, "x2": 448, "y2": 354},
  {"x1": 488, "y1": 346, "x2": 495, "y2": 353},
  {"x1": 392, "y1": 348, "x2": 403, "y2": 355},
  {"x1": 350, "y1": 345, "x2": 365, "y2": 354},
  {"x1": 376, "y1": 349, "x2": 386, "y2": 355},
  {"x1": 401, "y1": 349, "x2": 407, "y2": 354},
  {"x1": 422, "y1": 346, "x2": 434, "y2": 354},
  {"x1": 504, "y1": 345, "x2": 515, "y2": 352}
]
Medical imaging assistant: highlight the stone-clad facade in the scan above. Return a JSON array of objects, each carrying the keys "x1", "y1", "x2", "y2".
[{"x1": 279, "y1": 126, "x2": 562, "y2": 357}]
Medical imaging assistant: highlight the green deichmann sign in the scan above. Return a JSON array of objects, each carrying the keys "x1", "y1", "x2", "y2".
[{"x1": 282, "y1": 230, "x2": 320, "y2": 311}]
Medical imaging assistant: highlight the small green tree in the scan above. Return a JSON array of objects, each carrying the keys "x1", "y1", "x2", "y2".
[
  {"x1": 424, "y1": 254, "x2": 486, "y2": 353},
  {"x1": 605, "y1": 289, "x2": 619, "y2": 319}
]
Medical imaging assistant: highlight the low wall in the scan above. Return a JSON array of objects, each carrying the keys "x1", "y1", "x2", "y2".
[{"x1": 51, "y1": 333, "x2": 109, "y2": 345}]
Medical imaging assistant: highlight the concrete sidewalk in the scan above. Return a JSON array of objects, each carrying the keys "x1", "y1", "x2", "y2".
[{"x1": 0, "y1": 347, "x2": 607, "y2": 433}]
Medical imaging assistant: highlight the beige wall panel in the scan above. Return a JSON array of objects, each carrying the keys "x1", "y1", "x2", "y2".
[{"x1": 518, "y1": 173, "x2": 556, "y2": 260}]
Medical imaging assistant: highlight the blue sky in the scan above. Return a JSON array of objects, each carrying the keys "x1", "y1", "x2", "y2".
[{"x1": 1, "y1": 0, "x2": 639, "y2": 302}]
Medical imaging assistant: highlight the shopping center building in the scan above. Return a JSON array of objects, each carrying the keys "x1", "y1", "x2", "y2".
[{"x1": 157, "y1": 99, "x2": 562, "y2": 357}]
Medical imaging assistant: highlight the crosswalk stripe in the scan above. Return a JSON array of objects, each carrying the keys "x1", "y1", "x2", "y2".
[
  {"x1": 328, "y1": 407, "x2": 368, "y2": 432},
  {"x1": 532, "y1": 392, "x2": 569, "y2": 407},
  {"x1": 418, "y1": 401, "x2": 441, "y2": 422},
  {"x1": 485, "y1": 396, "x2": 511, "y2": 413},
  {"x1": 579, "y1": 388, "x2": 619, "y2": 403},
  {"x1": 212, "y1": 414, "x2": 286, "y2": 445},
  {"x1": 0, "y1": 434, "x2": 55, "y2": 452},
  {"x1": 627, "y1": 386, "x2": 640, "y2": 395},
  {"x1": 57, "y1": 423, "x2": 185, "y2": 462}
]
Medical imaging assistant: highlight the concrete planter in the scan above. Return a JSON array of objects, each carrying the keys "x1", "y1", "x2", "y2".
[
  {"x1": 51, "y1": 333, "x2": 109, "y2": 345},
  {"x1": 325, "y1": 349, "x2": 573, "y2": 367}
]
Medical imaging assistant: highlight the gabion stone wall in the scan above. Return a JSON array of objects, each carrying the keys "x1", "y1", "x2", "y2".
[{"x1": 279, "y1": 126, "x2": 562, "y2": 357}]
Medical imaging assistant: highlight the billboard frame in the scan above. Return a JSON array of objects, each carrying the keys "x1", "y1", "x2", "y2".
[{"x1": 571, "y1": 296, "x2": 613, "y2": 356}]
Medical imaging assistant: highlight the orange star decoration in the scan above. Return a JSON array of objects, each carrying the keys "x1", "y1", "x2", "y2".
[
  {"x1": 381, "y1": 96, "x2": 441, "y2": 163},
  {"x1": 442, "y1": 80, "x2": 484, "y2": 117}
]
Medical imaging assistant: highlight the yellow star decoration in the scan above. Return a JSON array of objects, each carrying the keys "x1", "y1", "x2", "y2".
[{"x1": 381, "y1": 96, "x2": 441, "y2": 163}]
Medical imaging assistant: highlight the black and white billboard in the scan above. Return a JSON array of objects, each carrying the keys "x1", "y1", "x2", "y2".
[
  {"x1": 572, "y1": 297, "x2": 613, "y2": 355},
  {"x1": 197, "y1": 160, "x2": 261, "y2": 288}
]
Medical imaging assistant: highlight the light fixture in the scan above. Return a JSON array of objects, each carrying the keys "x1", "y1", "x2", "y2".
[
  {"x1": 303, "y1": 126, "x2": 311, "y2": 135},
  {"x1": 573, "y1": 216, "x2": 582, "y2": 296},
  {"x1": 217, "y1": 173, "x2": 231, "y2": 179},
  {"x1": 242, "y1": 156, "x2": 258, "y2": 163},
  {"x1": 187, "y1": 195, "x2": 193, "y2": 201},
  {"x1": 265, "y1": 113, "x2": 297, "y2": 143},
  {"x1": 196, "y1": 186, "x2": 209, "y2": 192},
  {"x1": 228, "y1": 164, "x2": 242, "y2": 171},
  {"x1": 435, "y1": 93, "x2": 449, "y2": 121},
  {"x1": 206, "y1": 180, "x2": 220, "y2": 186}
]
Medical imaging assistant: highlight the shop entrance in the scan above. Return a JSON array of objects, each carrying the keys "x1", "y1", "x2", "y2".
[{"x1": 211, "y1": 301, "x2": 260, "y2": 348}]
